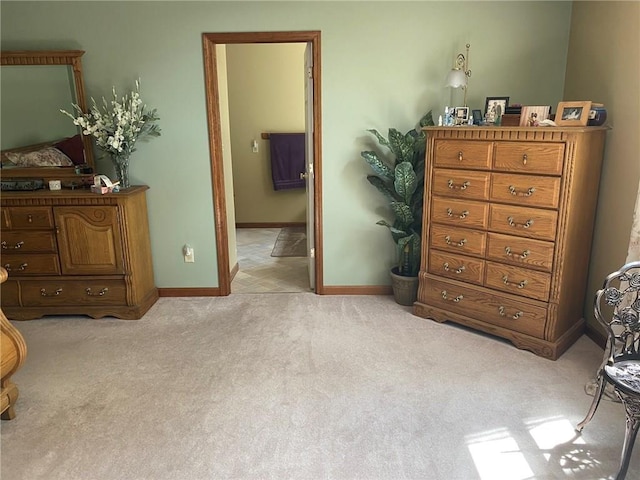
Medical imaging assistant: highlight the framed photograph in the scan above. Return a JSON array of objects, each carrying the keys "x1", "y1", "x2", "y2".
[
  {"x1": 454, "y1": 106, "x2": 469, "y2": 125},
  {"x1": 519, "y1": 105, "x2": 551, "y2": 127},
  {"x1": 472, "y1": 109, "x2": 483, "y2": 125},
  {"x1": 555, "y1": 101, "x2": 591, "y2": 126},
  {"x1": 484, "y1": 97, "x2": 509, "y2": 123}
]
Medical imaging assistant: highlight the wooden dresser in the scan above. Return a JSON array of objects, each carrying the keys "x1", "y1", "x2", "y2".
[
  {"x1": 414, "y1": 126, "x2": 607, "y2": 360},
  {"x1": 0, "y1": 186, "x2": 158, "y2": 320}
]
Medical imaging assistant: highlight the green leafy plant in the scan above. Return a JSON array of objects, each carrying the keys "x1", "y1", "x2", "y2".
[{"x1": 361, "y1": 111, "x2": 434, "y2": 277}]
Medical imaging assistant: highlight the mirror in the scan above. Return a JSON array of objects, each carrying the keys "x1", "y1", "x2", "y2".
[{"x1": 0, "y1": 50, "x2": 94, "y2": 181}]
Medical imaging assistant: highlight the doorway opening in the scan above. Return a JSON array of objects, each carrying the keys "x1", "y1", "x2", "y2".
[{"x1": 202, "y1": 31, "x2": 323, "y2": 296}]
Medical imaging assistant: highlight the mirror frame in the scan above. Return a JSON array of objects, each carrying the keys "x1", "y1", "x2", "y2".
[{"x1": 0, "y1": 50, "x2": 95, "y2": 179}]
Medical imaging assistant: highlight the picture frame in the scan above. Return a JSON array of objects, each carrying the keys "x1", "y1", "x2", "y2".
[
  {"x1": 519, "y1": 105, "x2": 551, "y2": 127},
  {"x1": 555, "y1": 101, "x2": 591, "y2": 126},
  {"x1": 484, "y1": 96, "x2": 509, "y2": 123},
  {"x1": 454, "y1": 106, "x2": 469, "y2": 125},
  {"x1": 472, "y1": 109, "x2": 483, "y2": 125}
]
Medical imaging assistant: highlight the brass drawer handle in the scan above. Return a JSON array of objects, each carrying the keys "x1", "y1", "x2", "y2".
[
  {"x1": 504, "y1": 247, "x2": 530, "y2": 259},
  {"x1": 441, "y1": 290, "x2": 463, "y2": 303},
  {"x1": 458, "y1": 151, "x2": 463, "y2": 162},
  {"x1": 444, "y1": 235, "x2": 467, "y2": 247},
  {"x1": 1, "y1": 240, "x2": 24, "y2": 250},
  {"x1": 522, "y1": 153, "x2": 528, "y2": 165},
  {"x1": 502, "y1": 275, "x2": 528, "y2": 289},
  {"x1": 507, "y1": 216, "x2": 533, "y2": 229},
  {"x1": 86, "y1": 287, "x2": 109, "y2": 297},
  {"x1": 447, "y1": 208, "x2": 469, "y2": 219},
  {"x1": 27, "y1": 214, "x2": 33, "y2": 223},
  {"x1": 40, "y1": 288, "x2": 62, "y2": 297},
  {"x1": 499, "y1": 306, "x2": 523, "y2": 319},
  {"x1": 508, "y1": 185, "x2": 536, "y2": 197},
  {"x1": 443, "y1": 262, "x2": 465, "y2": 274},
  {"x1": 4, "y1": 263, "x2": 27, "y2": 272},
  {"x1": 447, "y1": 179, "x2": 470, "y2": 190}
]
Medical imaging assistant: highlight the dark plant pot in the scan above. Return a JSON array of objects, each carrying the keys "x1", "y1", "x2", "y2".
[{"x1": 390, "y1": 266, "x2": 419, "y2": 306}]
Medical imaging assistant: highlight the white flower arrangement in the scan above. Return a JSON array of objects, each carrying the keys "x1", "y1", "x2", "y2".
[{"x1": 61, "y1": 79, "x2": 160, "y2": 160}]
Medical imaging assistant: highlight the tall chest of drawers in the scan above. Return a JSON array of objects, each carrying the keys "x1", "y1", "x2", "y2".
[
  {"x1": 0, "y1": 186, "x2": 158, "y2": 320},
  {"x1": 414, "y1": 126, "x2": 607, "y2": 360}
]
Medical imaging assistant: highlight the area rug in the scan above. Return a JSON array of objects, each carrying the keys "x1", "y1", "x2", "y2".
[{"x1": 271, "y1": 226, "x2": 307, "y2": 257}]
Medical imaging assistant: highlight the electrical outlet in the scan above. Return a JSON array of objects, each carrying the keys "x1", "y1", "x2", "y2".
[{"x1": 183, "y1": 244, "x2": 195, "y2": 263}]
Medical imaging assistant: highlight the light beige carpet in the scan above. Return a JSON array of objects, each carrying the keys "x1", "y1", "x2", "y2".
[
  {"x1": 1, "y1": 294, "x2": 636, "y2": 480},
  {"x1": 270, "y1": 226, "x2": 306, "y2": 257}
]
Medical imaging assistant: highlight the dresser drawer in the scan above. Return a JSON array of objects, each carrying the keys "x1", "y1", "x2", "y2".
[
  {"x1": 432, "y1": 169, "x2": 490, "y2": 201},
  {"x1": 0, "y1": 279, "x2": 20, "y2": 307},
  {"x1": 489, "y1": 204, "x2": 557, "y2": 241},
  {"x1": 3, "y1": 207, "x2": 54, "y2": 229},
  {"x1": 430, "y1": 224, "x2": 486, "y2": 258},
  {"x1": 423, "y1": 277, "x2": 547, "y2": 338},
  {"x1": 490, "y1": 173, "x2": 561, "y2": 209},
  {"x1": 2, "y1": 254, "x2": 60, "y2": 275},
  {"x1": 1, "y1": 231, "x2": 57, "y2": 253},
  {"x1": 484, "y1": 261, "x2": 551, "y2": 302},
  {"x1": 21, "y1": 279, "x2": 127, "y2": 307},
  {"x1": 432, "y1": 197, "x2": 489, "y2": 230},
  {"x1": 428, "y1": 250, "x2": 485, "y2": 286},
  {"x1": 434, "y1": 140, "x2": 492, "y2": 169},
  {"x1": 493, "y1": 142, "x2": 565, "y2": 175},
  {"x1": 486, "y1": 233, "x2": 554, "y2": 272}
]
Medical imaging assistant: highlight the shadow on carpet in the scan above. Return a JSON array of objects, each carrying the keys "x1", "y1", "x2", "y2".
[{"x1": 271, "y1": 226, "x2": 307, "y2": 257}]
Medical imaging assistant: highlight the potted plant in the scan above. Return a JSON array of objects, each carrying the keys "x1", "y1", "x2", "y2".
[{"x1": 361, "y1": 110, "x2": 434, "y2": 305}]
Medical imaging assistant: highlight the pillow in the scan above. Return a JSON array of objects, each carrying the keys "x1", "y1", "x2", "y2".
[
  {"x1": 4, "y1": 147, "x2": 74, "y2": 167},
  {"x1": 54, "y1": 134, "x2": 85, "y2": 165}
]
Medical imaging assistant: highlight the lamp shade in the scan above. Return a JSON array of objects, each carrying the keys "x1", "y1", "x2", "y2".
[{"x1": 445, "y1": 69, "x2": 467, "y2": 88}]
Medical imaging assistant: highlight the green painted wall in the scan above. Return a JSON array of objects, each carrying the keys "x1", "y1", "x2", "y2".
[{"x1": 0, "y1": 1, "x2": 572, "y2": 288}]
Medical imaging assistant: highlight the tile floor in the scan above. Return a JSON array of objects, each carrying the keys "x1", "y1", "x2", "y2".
[{"x1": 231, "y1": 228, "x2": 310, "y2": 294}]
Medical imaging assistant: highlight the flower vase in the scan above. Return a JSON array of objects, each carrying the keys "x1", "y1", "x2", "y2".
[{"x1": 112, "y1": 155, "x2": 131, "y2": 189}]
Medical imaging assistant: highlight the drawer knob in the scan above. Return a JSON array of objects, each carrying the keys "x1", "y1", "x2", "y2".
[
  {"x1": 4, "y1": 263, "x2": 27, "y2": 272},
  {"x1": 499, "y1": 306, "x2": 523, "y2": 319},
  {"x1": 447, "y1": 208, "x2": 469, "y2": 219},
  {"x1": 458, "y1": 151, "x2": 463, "y2": 162},
  {"x1": 522, "y1": 153, "x2": 528, "y2": 165},
  {"x1": 447, "y1": 179, "x2": 470, "y2": 190},
  {"x1": 40, "y1": 288, "x2": 62, "y2": 297},
  {"x1": 504, "y1": 247, "x2": 530, "y2": 259},
  {"x1": 507, "y1": 216, "x2": 533, "y2": 229},
  {"x1": 508, "y1": 185, "x2": 536, "y2": 197},
  {"x1": 86, "y1": 287, "x2": 109, "y2": 297},
  {"x1": 1, "y1": 240, "x2": 24, "y2": 250},
  {"x1": 444, "y1": 235, "x2": 467, "y2": 247},
  {"x1": 441, "y1": 290, "x2": 463, "y2": 303},
  {"x1": 502, "y1": 275, "x2": 528, "y2": 289},
  {"x1": 27, "y1": 214, "x2": 33, "y2": 223},
  {"x1": 443, "y1": 262, "x2": 465, "y2": 274}
]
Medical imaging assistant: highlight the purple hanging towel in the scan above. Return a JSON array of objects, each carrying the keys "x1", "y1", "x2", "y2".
[{"x1": 269, "y1": 133, "x2": 306, "y2": 190}]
